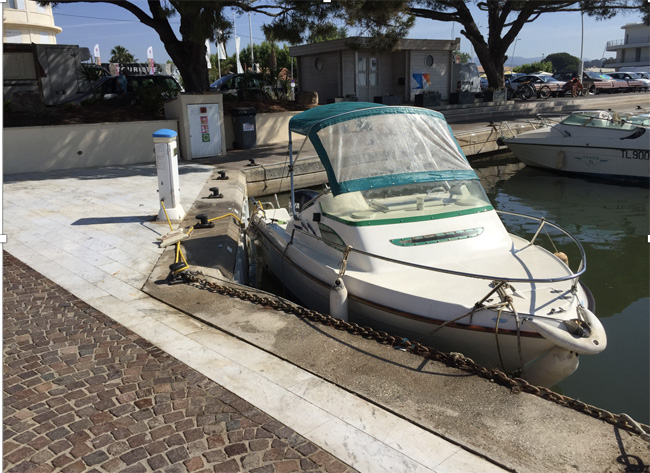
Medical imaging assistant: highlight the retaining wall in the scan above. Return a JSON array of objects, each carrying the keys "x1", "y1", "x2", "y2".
[{"x1": 4, "y1": 120, "x2": 178, "y2": 175}]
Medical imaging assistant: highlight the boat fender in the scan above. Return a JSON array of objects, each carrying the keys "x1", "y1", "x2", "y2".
[
  {"x1": 556, "y1": 151, "x2": 565, "y2": 169},
  {"x1": 554, "y1": 251, "x2": 569, "y2": 266},
  {"x1": 524, "y1": 346, "x2": 579, "y2": 387},
  {"x1": 330, "y1": 278, "x2": 349, "y2": 322},
  {"x1": 525, "y1": 307, "x2": 606, "y2": 355}
]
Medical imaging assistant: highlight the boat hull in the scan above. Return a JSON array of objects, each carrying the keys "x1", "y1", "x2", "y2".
[
  {"x1": 250, "y1": 215, "x2": 596, "y2": 380},
  {"x1": 505, "y1": 140, "x2": 649, "y2": 180},
  {"x1": 503, "y1": 115, "x2": 650, "y2": 180}
]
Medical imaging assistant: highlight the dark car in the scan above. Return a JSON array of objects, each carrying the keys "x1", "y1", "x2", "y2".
[
  {"x1": 66, "y1": 74, "x2": 182, "y2": 104},
  {"x1": 97, "y1": 74, "x2": 182, "y2": 98},
  {"x1": 210, "y1": 73, "x2": 272, "y2": 100}
]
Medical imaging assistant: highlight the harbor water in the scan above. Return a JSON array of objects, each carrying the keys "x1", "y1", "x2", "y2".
[
  {"x1": 253, "y1": 154, "x2": 649, "y2": 424},
  {"x1": 476, "y1": 155, "x2": 649, "y2": 425}
]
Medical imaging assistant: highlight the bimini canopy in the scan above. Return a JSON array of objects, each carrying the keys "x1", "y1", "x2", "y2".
[{"x1": 288, "y1": 102, "x2": 477, "y2": 195}]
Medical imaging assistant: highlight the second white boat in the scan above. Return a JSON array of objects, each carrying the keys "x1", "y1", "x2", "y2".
[{"x1": 501, "y1": 110, "x2": 650, "y2": 180}]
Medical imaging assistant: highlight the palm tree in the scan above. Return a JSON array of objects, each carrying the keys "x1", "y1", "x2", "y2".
[{"x1": 110, "y1": 45, "x2": 136, "y2": 64}]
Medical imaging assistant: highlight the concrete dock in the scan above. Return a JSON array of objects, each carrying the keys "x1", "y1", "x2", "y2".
[{"x1": 4, "y1": 96, "x2": 650, "y2": 473}]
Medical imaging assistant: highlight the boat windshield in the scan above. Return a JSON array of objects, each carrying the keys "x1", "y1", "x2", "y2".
[
  {"x1": 319, "y1": 179, "x2": 492, "y2": 226},
  {"x1": 310, "y1": 107, "x2": 477, "y2": 195},
  {"x1": 561, "y1": 111, "x2": 642, "y2": 131}
]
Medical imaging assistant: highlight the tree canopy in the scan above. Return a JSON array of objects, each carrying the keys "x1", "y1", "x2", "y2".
[
  {"x1": 210, "y1": 41, "x2": 295, "y2": 83},
  {"x1": 42, "y1": 0, "x2": 649, "y2": 93},
  {"x1": 42, "y1": 0, "x2": 289, "y2": 93},
  {"x1": 109, "y1": 45, "x2": 137, "y2": 64},
  {"x1": 513, "y1": 60, "x2": 553, "y2": 74},
  {"x1": 544, "y1": 52, "x2": 580, "y2": 73},
  {"x1": 294, "y1": 0, "x2": 649, "y2": 89}
]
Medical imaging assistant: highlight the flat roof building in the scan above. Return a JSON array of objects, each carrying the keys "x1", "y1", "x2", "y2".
[{"x1": 289, "y1": 37, "x2": 460, "y2": 104}]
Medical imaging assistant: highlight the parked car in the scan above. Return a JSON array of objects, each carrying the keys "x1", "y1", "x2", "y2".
[
  {"x1": 505, "y1": 73, "x2": 526, "y2": 82},
  {"x1": 553, "y1": 71, "x2": 621, "y2": 95},
  {"x1": 508, "y1": 74, "x2": 566, "y2": 98},
  {"x1": 607, "y1": 72, "x2": 649, "y2": 92},
  {"x1": 64, "y1": 74, "x2": 182, "y2": 104},
  {"x1": 210, "y1": 73, "x2": 272, "y2": 100}
]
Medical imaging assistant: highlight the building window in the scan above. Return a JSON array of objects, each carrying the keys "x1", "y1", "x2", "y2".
[
  {"x1": 424, "y1": 54, "x2": 434, "y2": 68},
  {"x1": 37, "y1": 32, "x2": 52, "y2": 44},
  {"x1": 315, "y1": 57, "x2": 323, "y2": 71},
  {"x1": 8, "y1": 0, "x2": 26, "y2": 9},
  {"x1": 5, "y1": 30, "x2": 23, "y2": 43}
]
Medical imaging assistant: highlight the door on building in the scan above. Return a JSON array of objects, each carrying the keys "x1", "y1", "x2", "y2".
[{"x1": 357, "y1": 55, "x2": 380, "y2": 102}]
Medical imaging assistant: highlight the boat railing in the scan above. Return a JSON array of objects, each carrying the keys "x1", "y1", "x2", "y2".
[{"x1": 284, "y1": 209, "x2": 586, "y2": 286}]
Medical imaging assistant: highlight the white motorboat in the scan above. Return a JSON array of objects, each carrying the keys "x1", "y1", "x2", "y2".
[
  {"x1": 501, "y1": 110, "x2": 650, "y2": 180},
  {"x1": 249, "y1": 102, "x2": 606, "y2": 386}
]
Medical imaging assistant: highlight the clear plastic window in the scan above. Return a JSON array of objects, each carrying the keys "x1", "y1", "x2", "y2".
[{"x1": 320, "y1": 180, "x2": 491, "y2": 224}]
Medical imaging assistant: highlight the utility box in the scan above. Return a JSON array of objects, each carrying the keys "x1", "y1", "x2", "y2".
[
  {"x1": 153, "y1": 129, "x2": 185, "y2": 222},
  {"x1": 187, "y1": 103, "x2": 222, "y2": 158},
  {"x1": 230, "y1": 107, "x2": 257, "y2": 149}
]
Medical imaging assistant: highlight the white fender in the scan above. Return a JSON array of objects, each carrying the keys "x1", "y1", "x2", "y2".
[
  {"x1": 525, "y1": 306, "x2": 607, "y2": 355},
  {"x1": 525, "y1": 347, "x2": 580, "y2": 387},
  {"x1": 330, "y1": 278, "x2": 348, "y2": 322}
]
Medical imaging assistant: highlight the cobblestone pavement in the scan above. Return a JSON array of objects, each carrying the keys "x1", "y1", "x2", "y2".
[{"x1": 3, "y1": 253, "x2": 358, "y2": 473}]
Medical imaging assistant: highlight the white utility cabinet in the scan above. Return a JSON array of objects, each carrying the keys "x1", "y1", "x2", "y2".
[{"x1": 187, "y1": 103, "x2": 222, "y2": 159}]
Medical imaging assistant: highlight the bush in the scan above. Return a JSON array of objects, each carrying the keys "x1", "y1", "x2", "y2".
[{"x1": 135, "y1": 83, "x2": 178, "y2": 114}]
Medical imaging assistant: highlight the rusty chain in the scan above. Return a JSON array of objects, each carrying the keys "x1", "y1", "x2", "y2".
[{"x1": 179, "y1": 271, "x2": 650, "y2": 442}]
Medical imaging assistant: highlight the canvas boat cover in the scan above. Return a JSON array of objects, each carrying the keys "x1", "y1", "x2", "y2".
[{"x1": 288, "y1": 102, "x2": 477, "y2": 195}]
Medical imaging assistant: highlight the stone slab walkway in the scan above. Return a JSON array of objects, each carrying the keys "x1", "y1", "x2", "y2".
[{"x1": 3, "y1": 253, "x2": 356, "y2": 473}]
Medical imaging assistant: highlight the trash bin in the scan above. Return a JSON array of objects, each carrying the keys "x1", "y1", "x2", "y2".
[{"x1": 230, "y1": 107, "x2": 257, "y2": 149}]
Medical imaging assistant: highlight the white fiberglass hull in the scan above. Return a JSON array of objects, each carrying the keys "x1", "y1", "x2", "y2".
[
  {"x1": 250, "y1": 103, "x2": 607, "y2": 386},
  {"x1": 250, "y1": 206, "x2": 606, "y2": 386},
  {"x1": 504, "y1": 123, "x2": 650, "y2": 179}
]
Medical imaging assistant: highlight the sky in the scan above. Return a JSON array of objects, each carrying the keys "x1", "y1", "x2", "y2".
[{"x1": 50, "y1": 1, "x2": 645, "y2": 66}]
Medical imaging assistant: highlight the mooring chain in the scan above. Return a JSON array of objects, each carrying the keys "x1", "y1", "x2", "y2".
[{"x1": 180, "y1": 272, "x2": 650, "y2": 442}]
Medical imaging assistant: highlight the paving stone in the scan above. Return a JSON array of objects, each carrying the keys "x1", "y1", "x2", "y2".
[{"x1": 3, "y1": 254, "x2": 357, "y2": 473}]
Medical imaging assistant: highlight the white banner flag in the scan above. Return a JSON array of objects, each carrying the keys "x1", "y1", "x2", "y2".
[
  {"x1": 235, "y1": 36, "x2": 243, "y2": 73},
  {"x1": 205, "y1": 39, "x2": 212, "y2": 69},
  {"x1": 217, "y1": 41, "x2": 226, "y2": 60},
  {"x1": 93, "y1": 44, "x2": 100, "y2": 64},
  {"x1": 146, "y1": 46, "x2": 154, "y2": 75}
]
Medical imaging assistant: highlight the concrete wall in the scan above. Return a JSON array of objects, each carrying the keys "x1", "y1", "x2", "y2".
[
  {"x1": 223, "y1": 111, "x2": 299, "y2": 150},
  {"x1": 4, "y1": 110, "x2": 299, "y2": 175},
  {"x1": 4, "y1": 120, "x2": 177, "y2": 174},
  {"x1": 341, "y1": 51, "x2": 356, "y2": 97},
  {"x1": 297, "y1": 52, "x2": 341, "y2": 104},
  {"x1": 409, "y1": 50, "x2": 451, "y2": 101}
]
